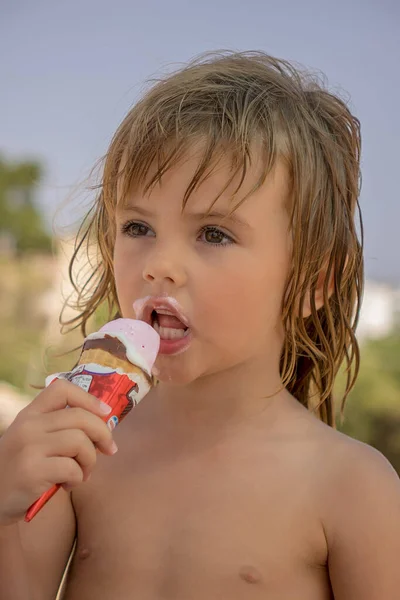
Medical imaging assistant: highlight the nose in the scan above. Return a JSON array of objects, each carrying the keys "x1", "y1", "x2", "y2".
[{"x1": 142, "y1": 242, "x2": 187, "y2": 288}]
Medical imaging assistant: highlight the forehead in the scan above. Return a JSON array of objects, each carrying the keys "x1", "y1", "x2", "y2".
[{"x1": 117, "y1": 144, "x2": 290, "y2": 219}]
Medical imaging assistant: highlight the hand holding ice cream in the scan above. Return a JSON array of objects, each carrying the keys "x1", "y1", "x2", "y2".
[{"x1": 25, "y1": 319, "x2": 160, "y2": 522}]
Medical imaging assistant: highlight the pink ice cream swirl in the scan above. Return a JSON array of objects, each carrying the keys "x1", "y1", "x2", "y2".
[{"x1": 87, "y1": 319, "x2": 160, "y2": 376}]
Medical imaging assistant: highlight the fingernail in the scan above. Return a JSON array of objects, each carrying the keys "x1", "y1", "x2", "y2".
[
  {"x1": 100, "y1": 401, "x2": 112, "y2": 415},
  {"x1": 111, "y1": 441, "x2": 118, "y2": 454}
]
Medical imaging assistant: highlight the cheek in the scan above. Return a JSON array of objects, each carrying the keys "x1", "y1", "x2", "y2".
[
  {"x1": 113, "y1": 241, "x2": 140, "y2": 315},
  {"x1": 198, "y1": 253, "x2": 288, "y2": 337}
]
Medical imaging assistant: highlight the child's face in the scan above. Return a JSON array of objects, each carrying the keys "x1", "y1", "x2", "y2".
[{"x1": 113, "y1": 150, "x2": 291, "y2": 385}]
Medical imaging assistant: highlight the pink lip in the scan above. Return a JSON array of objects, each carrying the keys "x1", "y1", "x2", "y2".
[{"x1": 158, "y1": 331, "x2": 193, "y2": 355}]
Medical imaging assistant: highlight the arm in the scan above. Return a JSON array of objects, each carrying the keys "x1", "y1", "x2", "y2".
[
  {"x1": 0, "y1": 380, "x2": 114, "y2": 599},
  {"x1": 19, "y1": 489, "x2": 76, "y2": 600},
  {"x1": 325, "y1": 440, "x2": 400, "y2": 599},
  {"x1": 0, "y1": 489, "x2": 76, "y2": 600},
  {"x1": 0, "y1": 524, "x2": 32, "y2": 600}
]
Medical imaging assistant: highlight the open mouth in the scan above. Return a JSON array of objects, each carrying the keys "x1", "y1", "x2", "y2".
[
  {"x1": 135, "y1": 297, "x2": 193, "y2": 355},
  {"x1": 151, "y1": 310, "x2": 190, "y2": 340}
]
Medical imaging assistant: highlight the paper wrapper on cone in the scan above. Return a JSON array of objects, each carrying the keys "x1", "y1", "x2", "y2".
[{"x1": 46, "y1": 335, "x2": 154, "y2": 431}]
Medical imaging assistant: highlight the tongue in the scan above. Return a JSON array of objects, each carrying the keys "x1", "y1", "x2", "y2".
[{"x1": 157, "y1": 314, "x2": 186, "y2": 330}]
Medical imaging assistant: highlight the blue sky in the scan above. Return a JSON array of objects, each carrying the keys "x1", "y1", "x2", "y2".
[{"x1": 1, "y1": 0, "x2": 399, "y2": 282}]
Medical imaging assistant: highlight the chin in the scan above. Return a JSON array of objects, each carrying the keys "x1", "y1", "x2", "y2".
[
  {"x1": 153, "y1": 356, "x2": 202, "y2": 386},
  {"x1": 155, "y1": 370, "x2": 199, "y2": 386}
]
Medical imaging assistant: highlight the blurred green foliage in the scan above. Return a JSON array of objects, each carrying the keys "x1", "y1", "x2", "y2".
[
  {"x1": 337, "y1": 331, "x2": 400, "y2": 473},
  {"x1": 0, "y1": 155, "x2": 52, "y2": 254},
  {"x1": 0, "y1": 255, "x2": 57, "y2": 390}
]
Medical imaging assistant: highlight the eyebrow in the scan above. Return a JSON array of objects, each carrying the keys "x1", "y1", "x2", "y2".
[{"x1": 121, "y1": 204, "x2": 251, "y2": 229}]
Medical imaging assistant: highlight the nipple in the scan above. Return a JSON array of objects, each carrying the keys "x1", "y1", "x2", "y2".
[
  {"x1": 239, "y1": 565, "x2": 262, "y2": 584},
  {"x1": 78, "y1": 546, "x2": 91, "y2": 560}
]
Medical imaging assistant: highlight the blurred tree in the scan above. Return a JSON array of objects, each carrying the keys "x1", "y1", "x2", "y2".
[
  {"x1": 0, "y1": 155, "x2": 52, "y2": 253},
  {"x1": 337, "y1": 330, "x2": 400, "y2": 473}
]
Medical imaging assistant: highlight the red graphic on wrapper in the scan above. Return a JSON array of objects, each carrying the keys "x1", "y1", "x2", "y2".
[
  {"x1": 48, "y1": 364, "x2": 140, "y2": 426},
  {"x1": 63, "y1": 365, "x2": 140, "y2": 428}
]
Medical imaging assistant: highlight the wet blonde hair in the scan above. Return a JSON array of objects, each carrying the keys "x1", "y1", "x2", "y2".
[{"x1": 64, "y1": 51, "x2": 363, "y2": 426}]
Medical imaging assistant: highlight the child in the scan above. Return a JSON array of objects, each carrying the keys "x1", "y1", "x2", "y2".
[{"x1": 1, "y1": 51, "x2": 399, "y2": 600}]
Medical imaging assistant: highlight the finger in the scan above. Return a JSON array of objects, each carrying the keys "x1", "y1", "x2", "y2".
[
  {"x1": 40, "y1": 456, "x2": 85, "y2": 489},
  {"x1": 41, "y1": 408, "x2": 117, "y2": 455},
  {"x1": 41, "y1": 430, "x2": 98, "y2": 481},
  {"x1": 27, "y1": 378, "x2": 112, "y2": 418}
]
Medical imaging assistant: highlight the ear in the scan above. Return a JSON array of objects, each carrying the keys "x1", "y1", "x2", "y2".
[{"x1": 301, "y1": 265, "x2": 335, "y2": 319}]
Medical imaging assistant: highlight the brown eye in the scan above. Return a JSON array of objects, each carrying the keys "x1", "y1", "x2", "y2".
[
  {"x1": 205, "y1": 229, "x2": 223, "y2": 243},
  {"x1": 131, "y1": 223, "x2": 148, "y2": 236},
  {"x1": 121, "y1": 221, "x2": 153, "y2": 237},
  {"x1": 199, "y1": 226, "x2": 234, "y2": 246}
]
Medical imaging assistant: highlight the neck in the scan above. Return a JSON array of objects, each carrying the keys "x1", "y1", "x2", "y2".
[{"x1": 150, "y1": 354, "x2": 291, "y2": 434}]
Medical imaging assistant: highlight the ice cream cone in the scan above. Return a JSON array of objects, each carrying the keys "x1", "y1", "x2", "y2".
[{"x1": 79, "y1": 347, "x2": 139, "y2": 377}]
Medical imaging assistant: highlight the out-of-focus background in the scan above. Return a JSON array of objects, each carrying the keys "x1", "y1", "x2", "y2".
[{"x1": 1, "y1": 1, "x2": 399, "y2": 469}]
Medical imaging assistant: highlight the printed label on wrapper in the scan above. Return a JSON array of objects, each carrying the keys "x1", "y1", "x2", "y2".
[{"x1": 47, "y1": 363, "x2": 145, "y2": 431}]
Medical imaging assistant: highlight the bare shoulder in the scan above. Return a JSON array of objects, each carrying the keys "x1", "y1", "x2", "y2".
[
  {"x1": 281, "y1": 396, "x2": 400, "y2": 527},
  {"x1": 292, "y1": 401, "x2": 400, "y2": 506},
  {"x1": 316, "y1": 421, "x2": 400, "y2": 530},
  {"x1": 307, "y1": 411, "x2": 400, "y2": 506},
  {"x1": 284, "y1": 395, "x2": 398, "y2": 476},
  {"x1": 297, "y1": 407, "x2": 400, "y2": 599}
]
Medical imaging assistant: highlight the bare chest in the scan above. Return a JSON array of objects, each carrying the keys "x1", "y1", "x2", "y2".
[{"x1": 63, "y1": 438, "x2": 330, "y2": 600}]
